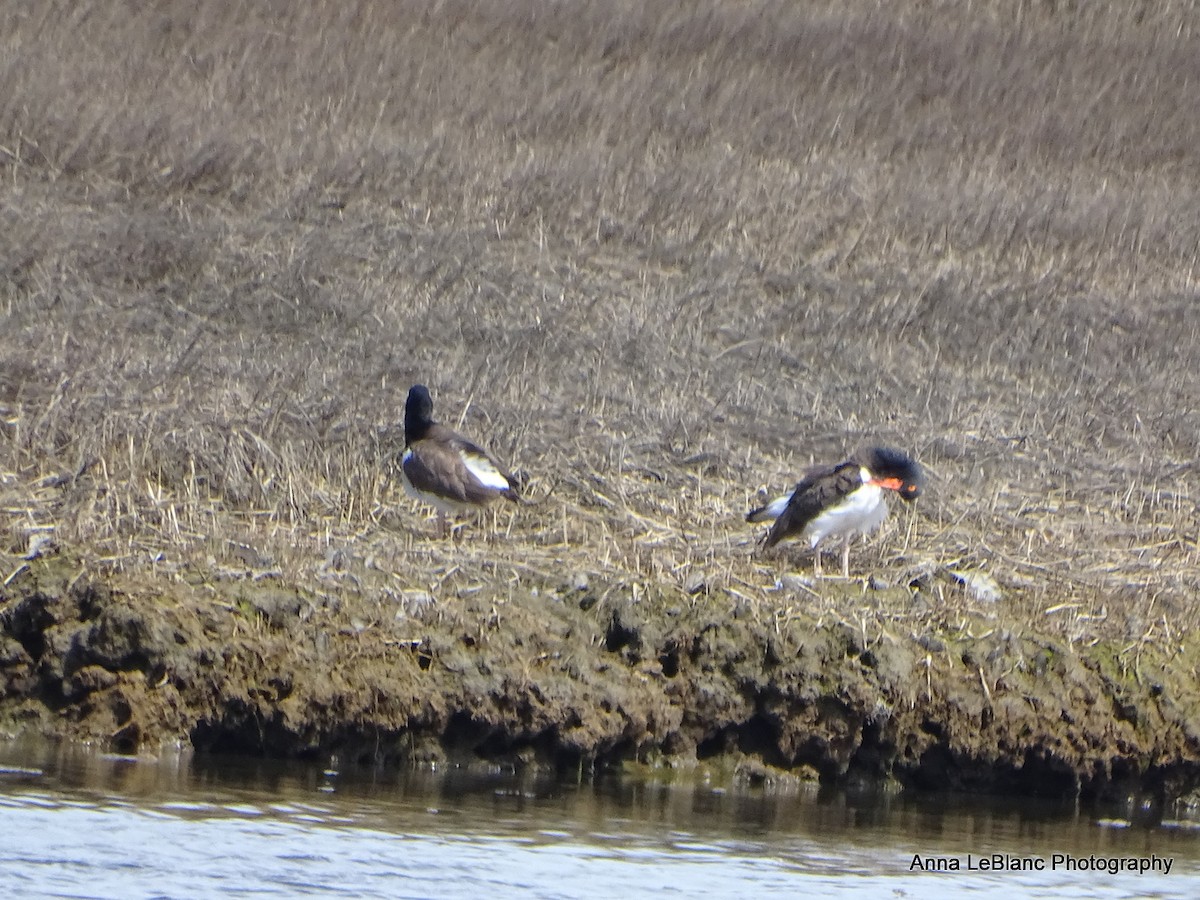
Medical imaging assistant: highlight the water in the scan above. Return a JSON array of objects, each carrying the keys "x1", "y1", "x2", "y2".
[{"x1": 1, "y1": 739, "x2": 1198, "y2": 899}]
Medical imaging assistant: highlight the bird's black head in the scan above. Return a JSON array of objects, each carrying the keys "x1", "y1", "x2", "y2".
[
  {"x1": 858, "y1": 446, "x2": 924, "y2": 501},
  {"x1": 404, "y1": 384, "x2": 435, "y2": 444}
]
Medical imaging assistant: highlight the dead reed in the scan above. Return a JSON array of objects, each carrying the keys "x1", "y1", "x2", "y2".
[{"x1": 1, "y1": 0, "x2": 1198, "y2": 649}]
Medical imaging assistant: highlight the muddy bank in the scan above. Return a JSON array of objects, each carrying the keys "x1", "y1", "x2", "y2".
[{"x1": 2, "y1": 552, "x2": 1198, "y2": 802}]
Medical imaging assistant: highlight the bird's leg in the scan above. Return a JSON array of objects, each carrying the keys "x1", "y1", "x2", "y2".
[
  {"x1": 841, "y1": 539, "x2": 851, "y2": 579},
  {"x1": 813, "y1": 548, "x2": 823, "y2": 579},
  {"x1": 437, "y1": 510, "x2": 449, "y2": 539}
]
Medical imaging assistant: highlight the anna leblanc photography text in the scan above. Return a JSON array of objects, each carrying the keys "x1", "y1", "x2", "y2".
[{"x1": 909, "y1": 853, "x2": 1175, "y2": 875}]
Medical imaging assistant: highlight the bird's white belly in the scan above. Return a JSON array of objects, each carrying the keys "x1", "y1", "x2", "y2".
[{"x1": 802, "y1": 484, "x2": 888, "y2": 547}]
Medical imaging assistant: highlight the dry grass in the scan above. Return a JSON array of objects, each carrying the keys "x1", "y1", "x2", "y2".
[{"x1": 1, "y1": 0, "x2": 1198, "y2": 648}]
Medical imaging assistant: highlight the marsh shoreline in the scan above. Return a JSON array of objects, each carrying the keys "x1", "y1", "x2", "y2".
[
  {"x1": 3, "y1": 550, "x2": 1198, "y2": 803},
  {"x1": 3, "y1": 2, "x2": 1200, "y2": 802}
]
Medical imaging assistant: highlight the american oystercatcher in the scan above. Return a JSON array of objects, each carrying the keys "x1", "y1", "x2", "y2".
[
  {"x1": 747, "y1": 446, "x2": 923, "y2": 577},
  {"x1": 400, "y1": 384, "x2": 520, "y2": 535}
]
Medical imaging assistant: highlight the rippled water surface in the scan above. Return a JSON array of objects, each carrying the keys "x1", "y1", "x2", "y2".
[{"x1": 1, "y1": 739, "x2": 1198, "y2": 899}]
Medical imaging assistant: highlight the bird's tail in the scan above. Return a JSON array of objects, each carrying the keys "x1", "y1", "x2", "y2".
[
  {"x1": 500, "y1": 467, "x2": 529, "y2": 503},
  {"x1": 746, "y1": 494, "x2": 790, "y2": 523}
]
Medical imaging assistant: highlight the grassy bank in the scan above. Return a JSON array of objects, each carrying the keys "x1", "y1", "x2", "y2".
[{"x1": 1, "y1": 1, "x2": 1198, "y2": 784}]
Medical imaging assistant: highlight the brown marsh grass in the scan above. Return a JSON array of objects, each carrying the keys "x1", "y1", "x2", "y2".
[{"x1": 1, "y1": 0, "x2": 1198, "y2": 648}]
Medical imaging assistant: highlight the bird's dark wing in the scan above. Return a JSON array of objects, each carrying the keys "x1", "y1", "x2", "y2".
[
  {"x1": 404, "y1": 425, "x2": 519, "y2": 506},
  {"x1": 764, "y1": 461, "x2": 861, "y2": 547}
]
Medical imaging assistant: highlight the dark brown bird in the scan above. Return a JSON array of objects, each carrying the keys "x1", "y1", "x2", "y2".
[
  {"x1": 400, "y1": 384, "x2": 519, "y2": 534},
  {"x1": 747, "y1": 446, "x2": 924, "y2": 577}
]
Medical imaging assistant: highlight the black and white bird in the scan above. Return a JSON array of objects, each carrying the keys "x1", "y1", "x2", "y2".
[
  {"x1": 747, "y1": 446, "x2": 924, "y2": 577},
  {"x1": 400, "y1": 384, "x2": 519, "y2": 535}
]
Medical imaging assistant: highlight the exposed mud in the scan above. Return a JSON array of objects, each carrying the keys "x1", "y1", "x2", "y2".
[{"x1": 3, "y1": 552, "x2": 1198, "y2": 802}]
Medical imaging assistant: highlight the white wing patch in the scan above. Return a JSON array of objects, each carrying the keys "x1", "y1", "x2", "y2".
[
  {"x1": 462, "y1": 451, "x2": 511, "y2": 491},
  {"x1": 753, "y1": 494, "x2": 791, "y2": 521}
]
